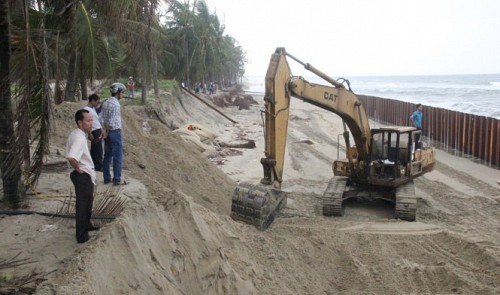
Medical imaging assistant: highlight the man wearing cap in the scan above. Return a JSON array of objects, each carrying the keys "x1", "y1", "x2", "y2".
[{"x1": 101, "y1": 82, "x2": 126, "y2": 185}]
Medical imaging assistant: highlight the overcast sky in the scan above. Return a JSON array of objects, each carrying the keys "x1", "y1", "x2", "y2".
[{"x1": 206, "y1": 0, "x2": 500, "y2": 77}]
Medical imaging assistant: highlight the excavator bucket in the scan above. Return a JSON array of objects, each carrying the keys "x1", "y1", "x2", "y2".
[{"x1": 230, "y1": 183, "x2": 287, "y2": 230}]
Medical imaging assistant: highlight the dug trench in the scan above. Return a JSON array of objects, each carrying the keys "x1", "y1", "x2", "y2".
[{"x1": 0, "y1": 85, "x2": 499, "y2": 294}]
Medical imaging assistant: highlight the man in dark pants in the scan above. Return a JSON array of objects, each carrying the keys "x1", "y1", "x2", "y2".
[
  {"x1": 410, "y1": 103, "x2": 424, "y2": 149},
  {"x1": 84, "y1": 94, "x2": 103, "y2": 171},
  {"x1": 101, "y1": 82, "x2": 126, "y2": 185},
  {"x1": 66, "y1": 109, "x2": 99, "y2": 243}
]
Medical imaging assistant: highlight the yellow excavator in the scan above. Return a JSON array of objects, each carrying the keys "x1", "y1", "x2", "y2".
[{"x1": 231, "y1": 48, "x2": 435, "y2": 230}]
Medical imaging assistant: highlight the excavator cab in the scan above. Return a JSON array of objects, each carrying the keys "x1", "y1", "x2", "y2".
[
  {"x1": 368, "y1": 127, "x2": 414, "y2": 181},
  {"x1": 367, "y1": 127, "x2": 434, "y2": 183}
]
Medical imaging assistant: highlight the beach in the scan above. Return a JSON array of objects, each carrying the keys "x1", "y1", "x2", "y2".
[{"x1": 1, "y1": 88, "x2": 499, "y2": 294}]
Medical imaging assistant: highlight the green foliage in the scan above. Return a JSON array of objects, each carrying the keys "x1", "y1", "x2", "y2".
[
  {"x1": 162, "y1": 0, "x2": 246, "y2": 84},
  {"x1": 158, "y1": 80, "x2": 178, "y2": 91},
  {"x1": 2, "y1": 0, "x2": 247, "y2": 201}
]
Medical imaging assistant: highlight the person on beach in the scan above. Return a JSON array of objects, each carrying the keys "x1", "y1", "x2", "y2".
[
  {"x1": 410, "y1": 103, "x2": 423, "y2": 149},
  {"x1": 66, "y1": 109, "x2": 99, "y2": 244},
  {"x1": 84, "y1": 94, "x2": 104, "y2": 171},
  {"x1": 101, "y1": 82, "x2": 127, "y2": 185},
  {"x1": 127, "y1": 76, "x2": 135, "y2": 99}
]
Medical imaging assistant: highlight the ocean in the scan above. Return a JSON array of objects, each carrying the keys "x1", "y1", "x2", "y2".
[{"x1": 242, "y1": 74, "x2": 500, "y2": 119}]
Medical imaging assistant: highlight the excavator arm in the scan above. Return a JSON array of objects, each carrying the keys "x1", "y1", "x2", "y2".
[
  {"x1": 260, "y1": 47, "x2": 371, "y2": 187},
  {"x1": 231, "y1": 48, "x2": 372, "y2": 230}
]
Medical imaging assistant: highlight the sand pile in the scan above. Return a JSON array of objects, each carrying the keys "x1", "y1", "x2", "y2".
[{"x1": 1, "y1": 86, "x2": 499, "y2": 294}]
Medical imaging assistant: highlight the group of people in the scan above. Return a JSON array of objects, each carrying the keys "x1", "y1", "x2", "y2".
[
  {"x1": 193, "y1": 81, "x2": 218, "y2": 95},
  {"x1": 65, "y1": 82, "x2": 127, "y2": 243}
]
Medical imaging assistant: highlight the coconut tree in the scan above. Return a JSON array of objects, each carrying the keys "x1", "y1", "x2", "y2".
[
  {"x1": 3, "y1": 0, "x2": 116, "y2": 205},
  {"x1": 1, "y1": 0, "x2": 248, "y2": 208},
  {"x1": 162, "y1": 0, "x2": 246, "y2": 85},
  {"x1": 164, "y1": 0, "x2": 201, "y2": 86},
  {"x1": 122, "y1": 0, "x2": 163, "y2": 100},
  {"x1": 218, "y1": 35, "x2": 246, "y2": 83},
  {"x1": 7, "y1": 0, "x2": 52, "y2": 193},
  {"x1": 0, "y1": 0, "x2": 23, "y2": 208}
]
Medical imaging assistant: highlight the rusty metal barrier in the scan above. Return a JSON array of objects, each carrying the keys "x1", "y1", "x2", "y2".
[{"x1": 358, "y1": 95, "x2": 500, "y2": 169}]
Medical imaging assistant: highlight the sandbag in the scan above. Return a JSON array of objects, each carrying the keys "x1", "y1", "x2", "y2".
[
  {"x1": 173, "y1": 128, "x2": 216, "y2": 155},
  {"x1": 185, "y1": 123, "x2": 217, "y2": 144}
]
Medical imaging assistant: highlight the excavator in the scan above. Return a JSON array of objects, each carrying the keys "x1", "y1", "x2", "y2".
[{"x1": 231, "y1": 48, "x2": 435, "y2": 230}]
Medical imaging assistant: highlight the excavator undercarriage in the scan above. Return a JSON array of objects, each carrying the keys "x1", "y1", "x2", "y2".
[{"x1": 321, "y1": 177, "x2": 417, "y2": 221}]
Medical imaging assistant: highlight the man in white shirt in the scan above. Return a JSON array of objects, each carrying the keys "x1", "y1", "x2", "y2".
[
  {"x1": 84, "y1": 94, "x2": 104, "y2": 171},
  {"x1": 66, "y1": 109, "x2": 99, "y2": 244}
]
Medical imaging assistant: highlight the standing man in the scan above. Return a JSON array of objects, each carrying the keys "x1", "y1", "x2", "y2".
[
  {"x1": 410, "y1": 103, "x2": 423, "y2": 149},
  {"x1": 101, "y1": 82, "x2": 126, "y2": 185},
  {"x1": 127, "y1": 76, "x2": 135, "y2": 99},
  {"x1": 84, "y1": 94, "x2": 103, "y2": 171},
  {"x1": 66, "y1": 109, "x2": 99, "y2": 244}
]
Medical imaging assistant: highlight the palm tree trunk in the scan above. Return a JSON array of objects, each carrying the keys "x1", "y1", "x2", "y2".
[
  {"x1": 55, "y1": 78, "x2": 64, "y2": 104},
  {"x1": 54, "y1": 31, "x2": 63, "y2": 104},
  {"x1": 148, "y1": 3, "x2": 159, "y2": 99},
  {"x1": 0, "y1": 1, "x2": 22, "y2": 208},
  {"x1": 141, "y1": 80, "x2": 147, "y2": 105},
  {"x1": 64, "y1": 49, "x2": 79, "y2": 101},
  {"x1": 80, "y1": 57, "x2": 88, "y2": 100},
  {"x1": 152, "y1": 47, "x2": 159, "y2": 99},
  {"x1": 184, "y1": 36, "x2": 190, "y2": 87}
]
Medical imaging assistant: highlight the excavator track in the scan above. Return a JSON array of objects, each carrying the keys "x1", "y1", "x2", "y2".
[
  {"x1": 322, "y1": 177, "x2": 347, "y2": 217},
  {"x1": 394, "y1": 180, "x2": 417, "y2": 221},
  {"x1": 231, "y1": 183, "x2": 287, "y2": 230}
]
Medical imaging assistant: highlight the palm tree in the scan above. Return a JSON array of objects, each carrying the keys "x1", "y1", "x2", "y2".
[
  {"x1": 119, "y1": 0, "x2": 249, "y2": 88},
  {"x1": 164, "y1": 0, "x2": 200, "y2": 85},
  {"x1": 0, "y1": 0, "x2": 23, "y2": 208},
  {"x1": 7, "y1": 0, "x2": 52, "y2": 190},
  {"x1": 1, "y1": 0, "x2": 248, "y2": 208}
]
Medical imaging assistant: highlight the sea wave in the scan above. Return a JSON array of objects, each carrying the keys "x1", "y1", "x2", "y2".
[{"x1": 242, "y1": 74, "x2": 500, "y2": 119}]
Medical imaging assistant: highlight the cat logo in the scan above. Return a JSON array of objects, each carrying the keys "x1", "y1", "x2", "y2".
[{"x1": 324, "y1": 92, "x2": 336, "y2": 101}]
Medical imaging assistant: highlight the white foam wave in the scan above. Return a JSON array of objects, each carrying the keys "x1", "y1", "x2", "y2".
[{"x1": 242, "y1": 74, "x2": 500, "y2": 119}]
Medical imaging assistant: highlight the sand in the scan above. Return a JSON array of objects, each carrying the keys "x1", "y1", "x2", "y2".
[{"x1": 1, "y1": 87, "x2": 499, "y2": 294}]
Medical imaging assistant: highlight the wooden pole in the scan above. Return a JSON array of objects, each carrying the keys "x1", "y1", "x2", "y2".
[{"x1": 180, "y1": 85, "x2": 238, "y2": 124}]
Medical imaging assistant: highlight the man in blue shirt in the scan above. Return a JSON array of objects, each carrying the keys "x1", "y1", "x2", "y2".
[{"x1": 410, "y1": 103, "x2": 423, "y2": 149}]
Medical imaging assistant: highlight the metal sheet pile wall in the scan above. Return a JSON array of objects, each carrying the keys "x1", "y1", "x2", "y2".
[{"x1": 358, "y1": 95, "x2": 500, "y2": 168}]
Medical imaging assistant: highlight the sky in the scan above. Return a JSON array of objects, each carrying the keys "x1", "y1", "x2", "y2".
[{"x1": 206, "y1": 0, "x2": 500, "y2": 77}]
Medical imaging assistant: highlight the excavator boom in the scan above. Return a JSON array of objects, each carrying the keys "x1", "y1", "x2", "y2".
[{"x1": 260, "y1": 47, "x2": 371, "y2": 186}]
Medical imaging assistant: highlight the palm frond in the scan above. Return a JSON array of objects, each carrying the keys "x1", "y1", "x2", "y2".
[{"x1": 8, "y1": 1, "x2": 52, "y2": 187}]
